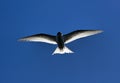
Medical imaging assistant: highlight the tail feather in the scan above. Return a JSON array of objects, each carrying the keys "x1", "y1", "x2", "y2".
[{"x1": 52, "y1": 46, "x2": 73, "y2": 55}]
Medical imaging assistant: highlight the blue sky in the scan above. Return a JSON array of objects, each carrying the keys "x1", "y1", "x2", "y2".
[{"x1": 0, "y1": 0, "x2": 120, "y2": 83}]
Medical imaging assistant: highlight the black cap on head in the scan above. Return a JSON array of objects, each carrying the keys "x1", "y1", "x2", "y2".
[{"x1": 57, "y1": 32, "x2": 62, "y2": 35}]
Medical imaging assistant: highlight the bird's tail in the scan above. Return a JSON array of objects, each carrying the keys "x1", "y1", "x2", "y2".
[{"x1": 52, "y1": 46, "x2": 73, "y2": 55}]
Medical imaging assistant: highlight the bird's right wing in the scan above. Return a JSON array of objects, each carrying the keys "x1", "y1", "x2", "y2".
[
  {"x1": 19, "y1": 33, "x2": 57, "y2": 44},
  {"x1": 63, "y1": 30, "x2": 103, "y2": 44}
]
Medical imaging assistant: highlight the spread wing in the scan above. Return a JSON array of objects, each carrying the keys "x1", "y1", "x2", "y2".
[
  {"x1": 19, "y1": 33, "x2": 57, "y2": 44},
  {"x1": 63, "y1": 30, "x2": 103, "y2": 44}
]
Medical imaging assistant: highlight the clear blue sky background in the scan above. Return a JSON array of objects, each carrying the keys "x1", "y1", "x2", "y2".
[{"x1": 0, "y1": 0, "x2": 120, "y2": 83}]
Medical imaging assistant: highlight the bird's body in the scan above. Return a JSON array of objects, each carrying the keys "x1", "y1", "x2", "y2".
[
  {"x1": 56, "y1": 32, "x2": 64, "y2": 49},
  {"x1": 19, "y1": 30, "x2": 103, "y2": 55}
]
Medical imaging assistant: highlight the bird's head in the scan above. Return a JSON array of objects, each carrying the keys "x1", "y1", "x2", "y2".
[{"x1": 57, "y1": 32, "x2": 62, "y2": 36}]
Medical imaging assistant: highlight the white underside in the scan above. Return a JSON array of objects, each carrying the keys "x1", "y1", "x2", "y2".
[
  {"x1": 65, "y1": 30, "x2": 103, "y2": 44},
  {"x1": 52, "y1": 46, "x2": 73, "y2": 55},
  {"x1": 19, "y1": 36, "x2": 57, "y2": 44}
]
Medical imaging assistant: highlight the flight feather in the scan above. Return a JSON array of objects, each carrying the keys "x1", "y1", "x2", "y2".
[
  {"x1": 63, "y1": 30, "x2": 103, "y2": 44},
  {"x1": 19, "y1": 33, "x2": 57, "y2": 44}
]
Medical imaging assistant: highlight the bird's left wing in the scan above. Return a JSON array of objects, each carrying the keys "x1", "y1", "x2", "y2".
[
  {"x1": 19, "y1": 33, "x2": 57, "y2": 44},
  {"x1": 63, "y1": 30, "x2": 103, "y2": 44}
]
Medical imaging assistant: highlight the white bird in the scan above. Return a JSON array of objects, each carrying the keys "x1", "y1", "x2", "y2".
[{"x1": 19, "y1": 30, "x2": 103, "y2": 55}]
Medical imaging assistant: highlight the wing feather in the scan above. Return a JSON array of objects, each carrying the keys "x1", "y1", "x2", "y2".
[
  {"x1": 63, "y1": 30, "x2": 103, "y2": 44},
  {"x1": 19, "y1": 33, "x2": 57, "y2": 44}
]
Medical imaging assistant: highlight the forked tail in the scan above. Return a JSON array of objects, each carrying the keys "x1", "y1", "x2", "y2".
[{"x1": 52, "y1": 46, "x2": 73, "y2": 55}]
